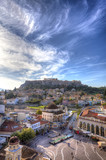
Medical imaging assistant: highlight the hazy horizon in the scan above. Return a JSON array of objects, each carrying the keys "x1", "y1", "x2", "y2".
[{"x1": 0, "y1": 0, "x2": 106, "y2": 89}]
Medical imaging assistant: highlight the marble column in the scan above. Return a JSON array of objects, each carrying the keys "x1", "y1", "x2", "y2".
[
  {"x1": 99, "y1": 127, "x2": 101, "y2": 136},
  {"x1": 94, "y1": 126, "x2": 96, "y2": 134}
]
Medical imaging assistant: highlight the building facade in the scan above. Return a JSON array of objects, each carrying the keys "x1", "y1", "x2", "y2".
[
  {"x1": 78, "y1": 107, "x2": 106, "y2": 140},
  {"x1": 5, "y1": 136, "x2": 22, "y2": 160},
  {"x1": 42, "y1": 103, "x2": 64, "y2": 122}
]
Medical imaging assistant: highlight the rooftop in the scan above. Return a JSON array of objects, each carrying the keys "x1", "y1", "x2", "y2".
[
  {"x1": 81, "y1": 108, "x2": 106, "y2": 122},
  {"x1": 0, "y1": 120, "x2": 22, "y2": 132},
  {"x1": 0, "y1": 145, "x2": 41, "y2": 160},
  {"x1": 47, "y1": 102, "x2": 59, "y2": 109},
  {"x1": 9, "y1": 136, "x2": 19, "y2": 145}
]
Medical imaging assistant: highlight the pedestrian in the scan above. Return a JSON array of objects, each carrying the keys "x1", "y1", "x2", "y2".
[
  {"x1": 72, "y1": 155, "x2": 74, "y2": 160},
  {"x1": 71, "y1": 152, "x2": 74, "y2": 160},
  {"x1": 71, "y1": 152, "x2": 73, "y2": 156}
]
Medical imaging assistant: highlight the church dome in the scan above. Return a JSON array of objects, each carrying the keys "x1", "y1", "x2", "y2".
[
  {"x1": 9, "y1": 136, "x2": 19, "y2": 145},
  {"x1": 47, "y1": 102, "x2": 58, "y2": 109}
]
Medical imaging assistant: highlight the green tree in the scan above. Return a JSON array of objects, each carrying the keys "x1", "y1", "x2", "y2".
[
  {"x1": 5, "y1": 91, "x2": 17, "y2": 99},
  {"x1": 13, "y1": 87, "x2": 16, "y2": 91},
  {"x1": 11, "y1": 128, "x2": 35, "y2": 144},
  {"x1": 76, "y1": 109, "x2": 82, "y2": 119},
  {"x1": 26, "y1": 98, "x2": 41, "y2": 104},
  {"x1": 80, "y1": 91, "x2": 85, "y2": 97},
  {"x1": 36, "y1": 109, "x2": 42, "y2": 115},
  {"x1": 91, "y1": 97, "x2": 94, "y2": 101},
  {"x1": 36, "y1": 130, "x2": 39, "y2": 135},
  {"x1": 54, "y1": 97, "x2": 63, "y2": 105},
  {"x1": 103, "y1": 89, "x2": 106, "y2": 100},
  {"x1": 76, "y1": 104, "x2": 80, "y2": 109}
]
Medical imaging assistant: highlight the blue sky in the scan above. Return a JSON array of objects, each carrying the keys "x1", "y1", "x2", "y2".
[{"x1": 0, "y1": 0, "x2": 106, "y2": 89}]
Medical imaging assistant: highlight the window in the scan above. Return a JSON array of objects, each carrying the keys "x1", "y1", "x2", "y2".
[
  {"x1": 13, "y1": 126, "x2": 18, "y2": 129},
  {"x1": 96, "y1": 126, "x2": 99, "y2": 135},
  {"x1": 79, "y1": 122, "x2": 82, "y2": 129},
  {"x1": 101, "y1": 127, "x2": 104, "y2": 137},
  {"x1": 82, "y1": 122, "x2": 86, "y2": 130},
  {"x1": 91, "y1": 124, "x2": 94, "y2": 133},
  {"x1": 87, "y1": 123, "x2": 90, "y2": 131}
]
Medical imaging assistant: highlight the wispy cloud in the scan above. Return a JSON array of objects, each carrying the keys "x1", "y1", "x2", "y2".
[
  {"x1": 0, "y1": 0, "x2": 105, "y2": 89},
  {"x1": 0, "y1": 24, "x2": 69, "y2": 88}
]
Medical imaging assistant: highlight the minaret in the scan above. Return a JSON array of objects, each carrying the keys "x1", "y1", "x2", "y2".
[
  {"x1": 5, "y1": 136, "x2": 23, "y2": 160},
  {"x1": 65, "y1": 106, "x2": 68, "y2": 115}
]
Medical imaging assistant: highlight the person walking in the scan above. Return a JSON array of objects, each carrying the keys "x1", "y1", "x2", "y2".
[{"x1": 71, "y1": 152, "x2": 74, "y2": 160}]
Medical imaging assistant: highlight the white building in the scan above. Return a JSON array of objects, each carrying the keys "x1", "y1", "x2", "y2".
[
  {"x1": 0, "y1": 95, "x2": 5, "y2": 100},
  {"x1": 0, "y1": 105, "x2": 5, "y2": 113},
  {"x1": 42, "y1": 103, "x2": 64, "y2": 122},
  {"x1": 78, "y1": 107, "x2": 106, "y2": 141},
  {"x1": 6, "y1": 98, "x2": 19, "y2": 105},
  {"x1": 17, "y1": 113, "x2": 26, "y2": 121},
  {"x1": 24, "y1": 120, "x2": 40, "y2": 131},
  {"x1": 5, "y1": 136, "x2": 22, "y2": 160},
  {"x1": 0, "y1": 137, "x2": 6, "y2": 144}
]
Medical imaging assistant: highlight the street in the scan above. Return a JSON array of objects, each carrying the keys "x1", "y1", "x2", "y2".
[{"x1": 27, "y1": 113, "x2": 106, "y2": 160}]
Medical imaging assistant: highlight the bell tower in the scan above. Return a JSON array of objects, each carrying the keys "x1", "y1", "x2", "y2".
[{"x1": 5, "y1": 136, "x2": 22, "y2": 160}]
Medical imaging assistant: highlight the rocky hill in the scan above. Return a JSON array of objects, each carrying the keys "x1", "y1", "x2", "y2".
[
  {"x1": 19, "y1": 78, "x2": 106, "y2": 94},
  {"x1": 20, "y1": 78, "x2": 82, "y2": 90}
]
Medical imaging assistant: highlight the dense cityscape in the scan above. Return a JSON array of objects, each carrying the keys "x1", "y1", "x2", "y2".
[
  {"x1": 0, "y1": 78, "x2": 106, "y2": 160},
  {"x1": 0, "y1": 0, "x2": 106, "y2": 159}
]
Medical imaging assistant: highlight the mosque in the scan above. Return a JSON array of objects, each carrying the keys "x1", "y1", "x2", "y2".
[{"x1": 42, "y1": 102, "x2": 65, "y2": 122}]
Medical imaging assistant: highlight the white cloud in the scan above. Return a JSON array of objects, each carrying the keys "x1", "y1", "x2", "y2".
[
  {"x1": 0, "y1": 24, "x2": 69, "y2": 89},
  {"x1": 0, "y1": 0, "x2": 36, "y2": 36},
  {"x1": 0, "y1": 77, "x2": 22, "y2": 90}
]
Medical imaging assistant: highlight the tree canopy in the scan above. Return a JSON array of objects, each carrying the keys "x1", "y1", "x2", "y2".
[
  {"x1": 36, "y1": 109, "x2": 42, "y2": 115},
  {"x1": 11, "y1": 128, "x2": 35, "y2": 144}
]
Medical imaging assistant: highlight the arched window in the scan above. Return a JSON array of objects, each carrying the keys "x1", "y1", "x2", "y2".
[
  {"x1": 91, "y1": 124, "x2": 94, "y2": 133},
  {"x1": 79, "y1": 121, "x2": 82, "y2": 129},
  {"x1": 82, "y1": 122, "x2": 86, "y2": 130},
  {"x1": 101, "y1": 127, "x2": 104, "y2": 137},
  {"x1": 87, "y1": 123, "x2": 90, "y2": 131},
  {"x1": 96, "y1": 125, "x2": 99, "y2": 135}
]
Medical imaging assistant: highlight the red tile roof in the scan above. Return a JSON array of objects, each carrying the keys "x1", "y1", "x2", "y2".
[
  {"x1": 81, "y1": 109, "x2": 106, "y2": 122},
  {"x1": 29, "y1": 120, "x2": 40, "y2": 124},
  {"x1": 29, "y1": 119, "x2": 48, "y2": 125},
  {"x1": 0, "y1": 120, "x2": 22, "y2": 132},
  {"x1": 82, "y1": 110, "x2": 98, "y2": 117},
  {"x1": 40, "y1": 121, "x2": 49, "y2": 125},
  {"x1": 36, "y1": 115, "x2": 42, "y2": 120}
]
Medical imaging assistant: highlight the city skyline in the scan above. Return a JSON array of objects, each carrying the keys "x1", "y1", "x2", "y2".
[{"x1": 0, "y1": 0, "x2": 106, "y2": 89}]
